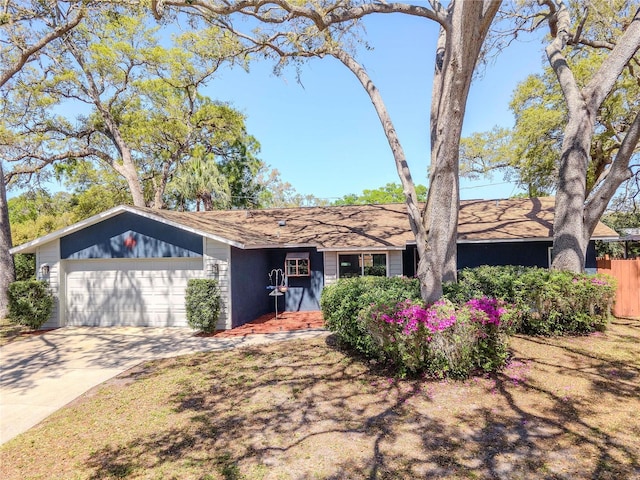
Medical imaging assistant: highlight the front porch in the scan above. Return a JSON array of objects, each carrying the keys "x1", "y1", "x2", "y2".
[{"x1": 213, "y1": 311, "x2": 325, "y2": 337}]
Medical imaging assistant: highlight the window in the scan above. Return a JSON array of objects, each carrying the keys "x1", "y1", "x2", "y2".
[
  {"x1": 338, "y1": 253, "x2": 387, "y2": 278},
  {"x1": 285, "y1": 252, "x2": 310, "y2": 277}
]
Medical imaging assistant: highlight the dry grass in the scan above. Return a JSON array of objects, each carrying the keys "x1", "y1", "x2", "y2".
[
  {"x1": 1, "y1": 318, "x2": 639, "y2": 479},
  {"x1": 0, "y1": 318, "x2": 35, "y2": 346}
]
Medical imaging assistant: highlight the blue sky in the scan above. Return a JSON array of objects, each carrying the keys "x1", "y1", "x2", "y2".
[
  {"x1": 204, "y1": 13, "x2": 548, "y2": 202},
  {"x1": 8, "y1": 12, "x2": 549, "y2": 203}
]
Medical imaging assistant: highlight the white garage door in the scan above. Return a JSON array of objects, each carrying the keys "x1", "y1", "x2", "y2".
[{"x1": 65, "y1": 258, "x2": 203, "y2": 327}]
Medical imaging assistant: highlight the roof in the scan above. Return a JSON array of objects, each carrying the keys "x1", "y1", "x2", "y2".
[{"x1": 10, "y1": 197, "x2": 619, "y2": 254}]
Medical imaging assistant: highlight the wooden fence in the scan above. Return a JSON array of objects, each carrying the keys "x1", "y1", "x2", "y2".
[{"x1": 596, "y1": 257, "x2": 640, "y2": 318}]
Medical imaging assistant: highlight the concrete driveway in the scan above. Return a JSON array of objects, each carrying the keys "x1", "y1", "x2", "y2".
[{"x1": 0, "y1": 326, "x2": 328, "y2": 445}]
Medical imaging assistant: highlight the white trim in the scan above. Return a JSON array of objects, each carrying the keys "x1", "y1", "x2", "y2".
[
  {"x1": 226, "y1": 243, "x2": 233, "y2": 330},
  {"x1": 60, "y1": 260, "x2": 67, "y2": 327},
  {"x1": 406, "y1": 236, "x2": 619, "y2": 245},
  {"x1": 11, "y1": 206, "x2": 129, "y2": 254},
  {"x1": 319, "y1": 246, "x2": 405, "y2": 252},
  {"x1": 244, "y1": 242, "x2": 316, "y2": 250},
  {"x1": 123, "y1": 208, "x2": 246, "y2": 249}
]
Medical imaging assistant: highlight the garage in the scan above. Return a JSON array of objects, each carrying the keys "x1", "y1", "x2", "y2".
[{"x1": 64, "y1": 258, "x2": 203, "y2": 327}]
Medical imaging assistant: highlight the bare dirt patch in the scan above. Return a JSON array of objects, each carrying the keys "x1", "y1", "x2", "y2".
[{"x1": 1, "y1": 318, "x2": 638, "y2": 479}]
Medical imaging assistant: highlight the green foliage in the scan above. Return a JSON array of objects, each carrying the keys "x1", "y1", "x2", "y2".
[
  {"x1": 8, "y1": 187, "x2": 126, "y2": 245},
  {"x1": 443, "y1": 265, "x2": 529, "y2": 305},
  {"x1": 459, "y1": 2, "x2": 640, "y2": 198},
  {"x1": 445, "y1": 266, "x2": 616, "y2": 335},
  {"x1": 333, "y1": 182, "x2": 428, "y2": 205},
  {"x1": 518, "y1": 271, "x2": 615, "y2": 335},
  {"x1": 597, "y1": 209, "x2": 640, "y2": 258},
  {"x1": 13, "y1": 254, "x2": 35, "y2": 281},
  {"x1": 320, "y1": 276, "x2": 421, "y2": 357},
  {"x1": 3, "y1": 9, "x2": 262, "y2": 212},
  {"x1": 7, "y1": 280, "x2": 54, "y2": 329},
  {"x1": 185, "y1": 279, "x2": 221, "y2": 333},
  {"x1": 257, "y1": 168, "x2": 327, "y2": 208}
]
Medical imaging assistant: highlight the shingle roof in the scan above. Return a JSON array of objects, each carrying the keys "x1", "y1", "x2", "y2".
[{"x1": 132, "y1": 196, "x2": 618, "y2": 250}]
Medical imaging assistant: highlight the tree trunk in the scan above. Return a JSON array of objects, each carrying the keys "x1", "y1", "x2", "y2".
[
  {"x1": 550, "y1": 113, "x2": 593, "y2": 272},
  {"x1": 548, "y1": 3, "x2": 640, "y2": 272},
  {"x1": 419, "y1": 0, "x2": 501, "y2": 302},
  {"x1": 64, "y1": 40, "x2": 147, "y2": 208},
  {"x1": 0, "y1": 161, "x2": 16, "y2": 319},
  {"x1": 336, "y1": 1, "x2": 499, "y2": 304},
  {"x1": 332, "y1": 48, "x2": 430, "y2": 297},
  {"x1": 201, "y1": 192, "x2": 214, "y2": 211},
  {"x1": 114, "y1": 148, "x2": 146, "y2": 208}
]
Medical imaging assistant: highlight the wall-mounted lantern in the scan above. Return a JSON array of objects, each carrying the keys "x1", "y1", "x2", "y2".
[
  {"x1": 207, "y1": 263, "x2": 219, "y2": 277},
  {"x1": 39, "y1": 263, "x2": 50, "y2": 279}
]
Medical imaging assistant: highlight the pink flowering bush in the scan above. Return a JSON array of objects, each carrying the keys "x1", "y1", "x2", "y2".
[{"x1": 362, "y1": 297, "x2": 512, "y2": 378}]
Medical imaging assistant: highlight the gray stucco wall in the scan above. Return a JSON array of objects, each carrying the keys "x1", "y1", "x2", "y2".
[{"x1": 60, "y1": 212, "x2": 202, "y2": 259}]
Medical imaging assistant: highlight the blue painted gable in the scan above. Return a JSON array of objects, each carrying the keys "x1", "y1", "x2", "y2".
[{"x1": 60, "y1": 212, "x2": 203, "y2": 259}]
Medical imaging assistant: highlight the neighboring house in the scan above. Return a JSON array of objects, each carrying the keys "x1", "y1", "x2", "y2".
[{"x1": 9, "y1": 197, "x2": 618, "y2": 330}]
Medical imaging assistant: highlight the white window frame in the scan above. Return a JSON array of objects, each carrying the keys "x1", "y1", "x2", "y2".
[
  {"x1": 285, "y1": 252, "x2": 311, "y2": 277},
  {"x1": 336, "y1": 252, "x2": 389, "y2": 278}
]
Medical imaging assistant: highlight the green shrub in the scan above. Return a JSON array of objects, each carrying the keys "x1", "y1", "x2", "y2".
[
  {"x1": 14, "y1": 254, "x2": 36, "y2": 281},
  {"x1": 320, "y1": 276, "x2": 420, "y2": 357},
  {"x1": 445, "y1": 266, "x2": 616, "y2": 336},
  {"x1": 7, "y1": 280, "x2": 54, "y2": 329},
  {"x1": 444, "y1": 265, "x2": 529, "y2": 303},
  {"x1": 515, "y1": 271, "x2": 616, "y2": 335},
  {"x1": 185, "y1": 279, "x2": 221, "y2": 333}
]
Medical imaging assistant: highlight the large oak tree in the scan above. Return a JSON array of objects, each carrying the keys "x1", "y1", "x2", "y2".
[
  {"x1": 1, "y1": 0, "x2": 86, "y2": 318},
  {"x1": 542, "y1": 0, "x2": 640, "y2": 271},
  {"x1": 153, "y1": 0, "x2": 501, "y2": 303}
]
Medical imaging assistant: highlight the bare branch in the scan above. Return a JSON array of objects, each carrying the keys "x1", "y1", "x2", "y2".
[{"x1": 152, "y1": 0, "x2": 448, "y2": 30}]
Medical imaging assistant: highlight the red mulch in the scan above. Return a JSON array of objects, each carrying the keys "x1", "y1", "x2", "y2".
[
  {"x1": 207, "y1": 311, "x2": 325, "y2": 338},
  {"x1": 20, "y1": 330, "x2": 52, "y2": 337}
]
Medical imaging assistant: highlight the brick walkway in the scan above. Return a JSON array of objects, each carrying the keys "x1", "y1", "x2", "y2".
[{"x1": 213, "y1": 311, "x2": 325, "y2": 337}]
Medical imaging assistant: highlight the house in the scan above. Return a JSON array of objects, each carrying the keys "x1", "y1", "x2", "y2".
[{"x1": 9, "y1": 197, "x2": 618, "y2": 330}]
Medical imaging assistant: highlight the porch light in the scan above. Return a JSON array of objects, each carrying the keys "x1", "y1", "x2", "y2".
[
  {"x1": 39, "y1": 263, "x2": 50, "y2": 278},
  {"x1": 207, "y1": 263, "x2": 219, "y2": 277}
]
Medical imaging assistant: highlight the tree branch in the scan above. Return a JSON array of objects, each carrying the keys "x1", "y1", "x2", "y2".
[
  {"x1": 152, "y1": 0, "x2": 448, "y2": 29},
  {"x1": 0, "y1": 5, "x2": 85, "y2": 88},
  {"x1": 585, "y1": 108, "x2": 640, "y2": 232},
  {"x1": 584, "y1": 7, "x2": 640, "y2": 111}
]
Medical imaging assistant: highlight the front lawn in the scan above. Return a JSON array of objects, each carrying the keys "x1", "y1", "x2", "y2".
[{"x1": 1, "y1": 318, "x2": 639, "y2": 479}]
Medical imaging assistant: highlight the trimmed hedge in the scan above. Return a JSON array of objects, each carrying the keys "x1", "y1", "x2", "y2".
[
  {"x1": 320, "y1": 276, "x2": 420, "y2": 357},
  {"x1": 444, "y1": 266, "x2": 616, "y2": 335},
  {"x1": 185, "y1": 279, "x2": 221, "y2": 333},
  {"x1": 8, "y1": 280, "x2": 54, "y2": 329}
]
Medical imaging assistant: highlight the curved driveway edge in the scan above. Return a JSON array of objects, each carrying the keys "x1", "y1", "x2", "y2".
[{"x1": 0, "y1": 326, "x2": 329, "y2": 445}]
